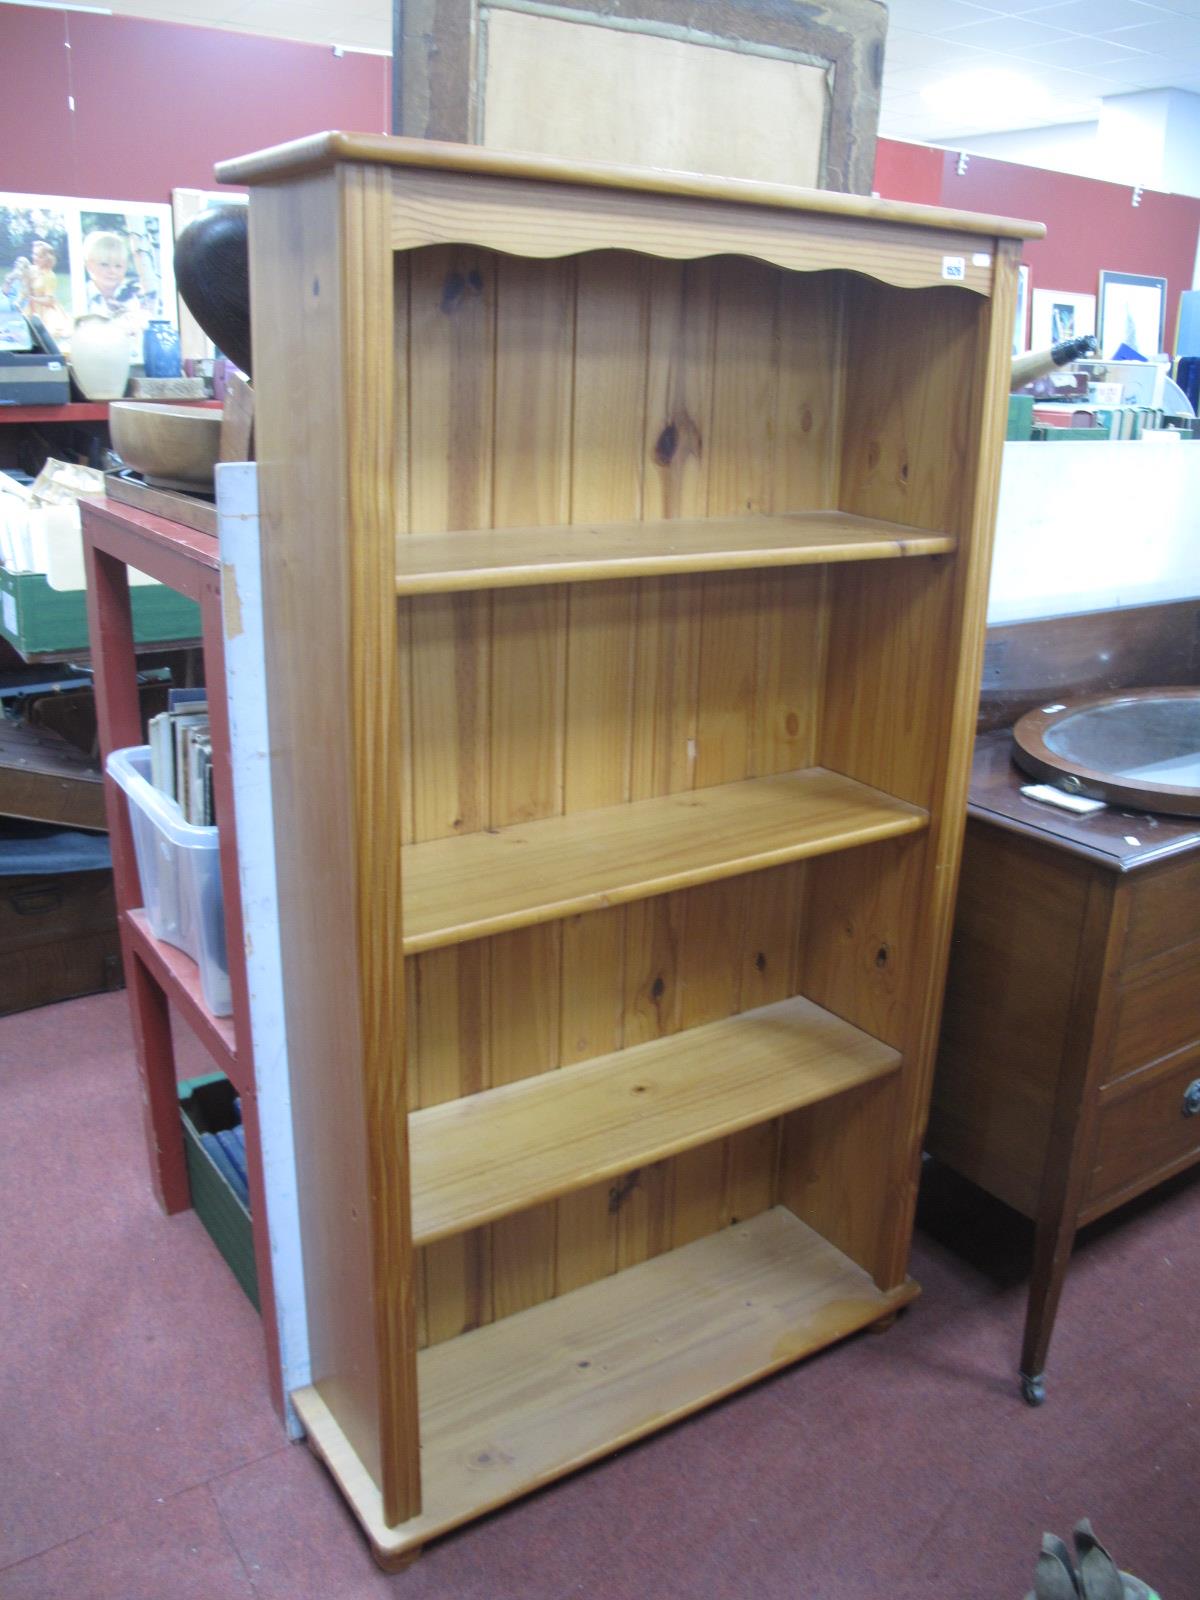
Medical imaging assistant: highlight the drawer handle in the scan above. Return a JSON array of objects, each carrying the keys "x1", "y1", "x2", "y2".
[
  {"x1": 1183, "y1": 1081, "x2": 1200, "y2": 1118},
  {"x1": 8, "y1": 886, "x2": 63, "y2": 917}
]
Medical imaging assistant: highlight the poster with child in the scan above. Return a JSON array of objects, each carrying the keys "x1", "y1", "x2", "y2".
[
  {"x1": 0, "y1": 193, "x2": 176, "y2": 357},
  {"x1": 71, "y1": 203, "x2": 177, "y2": 358},
  {"x1": 0, "y1": 196, "x2": 74, "y2": 346}
]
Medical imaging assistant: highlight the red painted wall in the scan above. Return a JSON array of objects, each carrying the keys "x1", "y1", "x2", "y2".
[
  {"x1": 875, "y1": 137, "x2": 1200, "y2": 351},
  {"x1": 872, "y1": 139, "x2": 942, "y2": 209},
  {"x1": 0, "y1": 7, "x2": 1194, "y2": 343},
  {"x1": 0, "y1": 5, "x2": 390, "y2": 203}
]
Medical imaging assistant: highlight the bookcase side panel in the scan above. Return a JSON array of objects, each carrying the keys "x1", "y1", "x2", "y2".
[
  {"x1": 249, "y1": 168, "x2": 419, "y2": 1522},
  {"x1": 788, "y1": 247, "x2": 1021, "y2": 1286},
  {"x1": 878, "y1": 240, "x2": 1023, "y2": 1288}
]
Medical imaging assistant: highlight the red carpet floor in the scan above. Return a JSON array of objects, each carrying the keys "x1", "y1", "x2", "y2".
[{"x1": 1, "y1": 989, "x2": 1197, "y2": 1599}]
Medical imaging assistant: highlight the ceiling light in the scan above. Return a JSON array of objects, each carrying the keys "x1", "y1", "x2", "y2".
[{"x1": 920, "y1": 67, "x2": 1095, "y2": 130}]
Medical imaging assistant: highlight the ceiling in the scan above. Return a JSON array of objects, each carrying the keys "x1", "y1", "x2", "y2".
[
  {"x1": 882, "y1": 0, "x2": 1200, "y2": 142},
  {"x1": 11, "y1": 0, "x2": 1200, "y2": 144}
]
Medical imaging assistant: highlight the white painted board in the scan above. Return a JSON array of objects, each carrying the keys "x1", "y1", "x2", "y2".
[
  {"x1": 988, "y1": 439, "x2": 1200, "y2": 624},
  {"x1": 217, "y1": 460, "x2": 309, "y2": 1436}
]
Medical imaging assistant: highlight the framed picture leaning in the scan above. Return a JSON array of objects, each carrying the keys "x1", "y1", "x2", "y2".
[{"x1": 1098, "y1": 271, "x2": 1166, "y2": 360}]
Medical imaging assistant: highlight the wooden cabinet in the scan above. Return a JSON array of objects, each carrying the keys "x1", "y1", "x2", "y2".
[
  {"x1": 217, "y1": 132, "x2": 1037, "y2": 1565},
  {"x1": 929, "y1": 731, "x2": 1200, "y2": 1404}
]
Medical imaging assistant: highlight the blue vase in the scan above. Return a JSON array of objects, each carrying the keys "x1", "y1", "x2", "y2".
[{"x1": 143, "y1": 319, "x2": 182, "y2": 377}]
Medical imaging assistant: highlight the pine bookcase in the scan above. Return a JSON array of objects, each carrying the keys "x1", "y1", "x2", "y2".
[{"x1": 216, "y1": 132, "x2": 1041, "y2": 1567}]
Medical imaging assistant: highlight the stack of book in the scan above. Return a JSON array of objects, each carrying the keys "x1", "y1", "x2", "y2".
[
  {"x1": 148, "y1": 688, "x2": 216, "y2": 826},
  {"x1": 1030, "y1": 401, "x2": 1195, "y2": 441}
]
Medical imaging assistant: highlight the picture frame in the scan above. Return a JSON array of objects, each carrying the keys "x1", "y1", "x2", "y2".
[
  {"x1": 0, "y1": 190, "x2": 175, "y2": 358},
  {"x1": 396, "y1": 0, "x2": 887, "y2": 194},
  {"x1": 1031, "y1": 288, "x2": 1095, "y2": 351},
  {"x1": 1097, "y1": 270, "x2": 1166, "y2": 360},
  {"x1": 1012, "y1": 264, "x2": 1030, "y2": 357},
  {"x1": 172, "y1": 187, "x2": 248, "y2": 361}
]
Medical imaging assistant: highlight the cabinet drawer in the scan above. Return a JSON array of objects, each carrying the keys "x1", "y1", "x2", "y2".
[
  {"x1": 1107, "y1": 941, "x2": 1200, "y2": 1085},
  {"x1": 1087, "y1": 1049, "x2": 1200, "y2": 1211},
  {"x1": 0, "y1": 870, "x2": 118, "y2": 952}
]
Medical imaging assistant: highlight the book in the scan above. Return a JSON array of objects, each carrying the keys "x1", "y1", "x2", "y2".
[
  {"x1": 148, "y1": 710, "x2": 175, "y2": 795},
  {"x1": 172, "y1": 713, "x2": 210, "y2": 819},
  {"x1": 186, "y1": 730, "x2": 214, "y2": 827}
]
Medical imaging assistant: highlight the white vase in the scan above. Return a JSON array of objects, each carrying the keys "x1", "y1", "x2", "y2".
[{"x1": 69, "y1": 313, "x2": 132, "y2": 401}]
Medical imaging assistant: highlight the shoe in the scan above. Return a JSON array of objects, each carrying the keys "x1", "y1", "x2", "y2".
[
  {"x1": 1073, "y1": 1519, "x2": 1161, "y2": 1600},
  {"x1": 1029, "y1": 1532, "x2": 1082, "y2": 1600}
]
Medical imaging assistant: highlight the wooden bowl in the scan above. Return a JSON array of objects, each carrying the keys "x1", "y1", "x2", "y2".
[{"x1": 108, "y1": 402, "x2": 222, "y2": 492}]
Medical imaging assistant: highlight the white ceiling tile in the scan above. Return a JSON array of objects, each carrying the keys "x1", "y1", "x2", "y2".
[
  {"x1": 877, "y1": 108, "x2": 929, "y2": 131},
  {"x1": 328, "y1": 17, "x2": 390, "y2": 48},
  {"x1": 885, "y1": 0, "x2": 1003, "y2": 32},
  {"x1": 111, "y1": 0, "x2": 245, "y2": 17},
  {"x1": 941, "y1": 14, "x2": 1075, "y2": 44},
  {"x1": 964, "y1": 0, "x2": 1068, "y2": 12},
  {"x1": 1095, "y1": 14, "x2": 1200, "y2": 45},
  {"x1": 1007, "y1": 33, "x2": 1149, "y2": 61},
  {"x1": 1024, "y1": 0, "x2": 1175, "y2": 29},
  {"x1": 1087, "y1": 49, "x2": 1191, "y2": 80},
  {"x1": 883, "y1": 33, "x2": 998, "y2": 71},
  {"x1": 223, "y1": 3, "x2": 336, "y2": 42},
  {"x1": 883, "y1": 26, "x2": 960, "y2": 64},
  {"x1": 1026, "y1": 61, "x2": 1130, "y2": 91}
]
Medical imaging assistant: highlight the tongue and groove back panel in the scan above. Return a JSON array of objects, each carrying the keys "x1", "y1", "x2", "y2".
[{"x1": 396, "y1": 247, "x2": 979, "y2": 1345}]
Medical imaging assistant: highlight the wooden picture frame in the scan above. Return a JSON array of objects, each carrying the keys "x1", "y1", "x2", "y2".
[
  {"x1": 1030, "y1": 287, "x2": 1095, "y2": 352},
  {"x1": 1098, "y1": 269, "x2": 1166, "y2": 360},
  {"x1": 393, "y1": 0, "x2": 888, "y2": 194},
  {"x1": 1013, "y1": 263, "x2": 1030, "y2": 355}
]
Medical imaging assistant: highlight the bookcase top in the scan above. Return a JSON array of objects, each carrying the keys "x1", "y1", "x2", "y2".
[{"x1": 215, "y1": 130, "x2": 1044, "y2": 242}]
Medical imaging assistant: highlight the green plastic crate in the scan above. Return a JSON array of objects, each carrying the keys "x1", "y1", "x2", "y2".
[
  {"x1": 178, "y1": 1073, "x2": 258, "y2": 1312},
  {"x1": 0, "y1": 567, "x2": 200, "y2": 658},
  {"x1": 1006, "y1": 394, "x2": 1034, "y2": 441}
]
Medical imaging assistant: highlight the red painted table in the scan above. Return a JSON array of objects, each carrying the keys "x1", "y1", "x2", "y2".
[{"x1": 81, "y1": 493, "x2": 285, "y2": 1419}]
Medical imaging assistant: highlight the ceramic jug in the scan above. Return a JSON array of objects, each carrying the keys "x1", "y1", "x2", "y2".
[{"x1": 69, "y1": 313, "x2": 132, "y2": 400}]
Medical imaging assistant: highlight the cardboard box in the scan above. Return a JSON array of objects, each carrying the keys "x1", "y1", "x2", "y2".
[{"x1": 0, "y1": 566, "x2": 200, "y2": 658}]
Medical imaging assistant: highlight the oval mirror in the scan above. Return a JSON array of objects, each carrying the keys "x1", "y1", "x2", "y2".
[{"x1": 1012, "y1": 688, "x2": 1200, "y2": 817}]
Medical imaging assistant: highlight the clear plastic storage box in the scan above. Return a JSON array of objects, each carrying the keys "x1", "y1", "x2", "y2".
[{"x1": 107, "y1": 744, "x2": 231, "y2": 1016}]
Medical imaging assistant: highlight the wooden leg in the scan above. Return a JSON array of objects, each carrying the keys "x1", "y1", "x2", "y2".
[
  {"x1": 868, "y1": 1311, "x2": 900, "y2": 1334},
  {"x1": 125, "y1": 943, "x2": 190, "y2": 1215},
  {"x1": 1019, "y1": 1208, "x2": 1076, "y2": 1405}
]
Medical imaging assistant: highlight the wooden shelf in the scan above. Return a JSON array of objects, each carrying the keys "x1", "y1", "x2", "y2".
[
  {"x1": 294, "y1": 1206, "x2": 918, "y2": 1561},
  {"x1": 402, "y1": 767, "x2": 927, "y2": 954},
  {"x1": 394, "y1": 510, "x2": 955, "y2": 594},
  {"x1": 411, "y1": 993, "x2": 900, "y2": 1244},
  {"x1": 124, "y1": 909, "x2": 242, "y2": 1093},
  {"x1": 0, "y1": 403, "x2": 109, "y2": 424}
]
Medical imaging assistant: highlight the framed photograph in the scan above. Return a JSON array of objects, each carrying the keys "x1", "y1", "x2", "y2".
[
  {"x1": 1098, "y1": 270, "x2": 1166, "y2": 360},
  {"x1": 0, "y1": 191, "x2": 175, "y2": 359},
  {"x1": 1012, "y1": 264, "x2": 1030, "y2": 356},
  {"x1": 0, "y1": 194, "x2": 75, "y2": 345},
  {"x1": 1031, "y1": 288, "x2": 1096, "y2": 351},
  {"x1": 71, "y1": 199, "x2": 176, "y2": 360}
]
